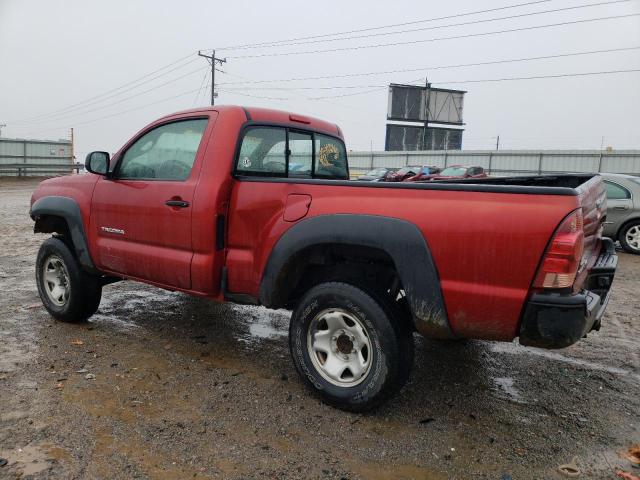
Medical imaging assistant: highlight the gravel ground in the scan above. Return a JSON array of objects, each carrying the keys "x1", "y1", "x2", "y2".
[{"x1": 0, "y1": 178, "x2": 638, "y2": 480}]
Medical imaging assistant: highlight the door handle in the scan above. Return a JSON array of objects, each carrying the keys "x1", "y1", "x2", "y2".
[
  {"x1": 613, "y1": 206, "x2": 629, "y2": 211},
  {"x1": 165, "y1": 199, "x2": 190, "y2": 208}
]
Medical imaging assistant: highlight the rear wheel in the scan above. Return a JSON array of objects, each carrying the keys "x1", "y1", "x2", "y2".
[
  {"x1": 289, "y1": 282, "x2": 413, "y2": 412},
  {"x1": 619, "y1": 221, "x2": 640, "y2": 254},
  {"x1": 36, "y1": 237, "x2": 102, "y2": 322}
]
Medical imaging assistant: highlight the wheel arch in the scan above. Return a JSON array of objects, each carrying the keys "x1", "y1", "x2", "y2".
[
  {"x1": 259, "y1": 214, "x2": 453, "y2": 339},
  {"x1": 31, "y1": 196, "x2": 98, "y2": 274}
]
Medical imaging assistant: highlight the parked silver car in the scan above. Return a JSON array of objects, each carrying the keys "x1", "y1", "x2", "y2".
[{"x1": 601, "y1": 173, "x2": 640, "y2": 254}]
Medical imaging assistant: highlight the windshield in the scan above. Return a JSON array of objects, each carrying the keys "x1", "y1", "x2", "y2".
[
  {"x1": 440, "y1": 166, "x2": 467, "y2": 176},
  {"x1": 365, "y1": 168, "x2": 387, "y2": 177},
  {"x1": 397, "y1": 167, "x2": 418, "y2": 175}
]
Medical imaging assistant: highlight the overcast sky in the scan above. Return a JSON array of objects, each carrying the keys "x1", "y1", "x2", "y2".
[{"x1": 1, "y1": 0, "x2": 639, "y2": 159}]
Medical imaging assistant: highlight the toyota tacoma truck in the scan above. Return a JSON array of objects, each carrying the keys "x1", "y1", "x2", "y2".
[{"x1": 30, "y1": 106, "x2": 617, "y2": 411}]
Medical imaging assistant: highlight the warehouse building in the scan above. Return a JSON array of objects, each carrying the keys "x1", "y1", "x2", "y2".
[{"x1": 0, "y1": 137, "x2": 75, "y2": 176}]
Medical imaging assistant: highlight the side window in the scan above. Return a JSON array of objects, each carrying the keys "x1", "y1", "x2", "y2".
[
  {"x1": 237, "y1": 127, "x2": 286, "y2": 175},
  {"x1": 315, "y1": 134, "x2": 348, "y2": 180},
  {"x1": 288, "y1": 131, "x2": 312, "y2": 177},
  {"x1": 117, "y1": 119, "x2": 207, "y2": 181},
  {"x1": 604, "y1": 181, "x2": 631, "y2": 200}
]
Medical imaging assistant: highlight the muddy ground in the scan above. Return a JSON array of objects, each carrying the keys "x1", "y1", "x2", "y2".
[{"x1": 0, "y1": 178, "x2": 638, "y2": 480}]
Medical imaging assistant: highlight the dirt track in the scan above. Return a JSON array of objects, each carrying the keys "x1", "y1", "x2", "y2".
[{"x1": 0, "y1": 179, "x2": 638, "y2": 479}]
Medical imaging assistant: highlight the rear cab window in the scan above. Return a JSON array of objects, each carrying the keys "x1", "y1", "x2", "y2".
[
  {"x1": 236, "y1": 126, "x2": 348, "y2": 180},
  {"x1": 237, "y1": 127, "x2": 286, "y2": 175}
]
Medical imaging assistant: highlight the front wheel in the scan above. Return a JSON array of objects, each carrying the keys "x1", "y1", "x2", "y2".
[
  {"x1": 619, "y1": 221, "x2": 640, "y2": 254},
  {"x1": 289, "y1": 282, "x2": 414, "y2": 412},
  {"x1": 35, "y1": 237, "x2": 102, "y2": 322}
]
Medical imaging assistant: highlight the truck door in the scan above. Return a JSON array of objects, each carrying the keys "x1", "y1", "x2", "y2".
[{"x1": 89, "y1": 117, "x2": 211, "y2": 289}]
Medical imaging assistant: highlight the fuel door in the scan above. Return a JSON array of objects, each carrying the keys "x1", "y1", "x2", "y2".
[{"x1": 283, "y1": 194, "x2": 312, "y2": 222}]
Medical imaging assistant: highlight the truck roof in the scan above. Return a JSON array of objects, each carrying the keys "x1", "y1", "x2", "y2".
[{"x1": 157, "y1": 105, "x2": 342, "y2": 138}]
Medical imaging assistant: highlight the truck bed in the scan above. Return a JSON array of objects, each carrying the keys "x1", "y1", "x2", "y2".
[
  {"x1": 229, "y1": 172, "x2": 605, "y2": 341},
  {"x1": 238, "y1": 173, "x2": 600, "y2": 196}
]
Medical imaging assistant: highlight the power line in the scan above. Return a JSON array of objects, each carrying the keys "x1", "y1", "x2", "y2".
[
  {"x1": 14, "y1": 66, "x2": 208, "y2": 126},
  {"x1": 223, "y1": 91, "x2": 293, "y2": 101},
  {"x1": 222, "y1": 84, "x2": 409, "y2": 91},
  {"x1": 215, "y1": 0, "x2": 554, "y2": 51},
  {"x1": 15, "y1": 67, "x2": 639, "y2": 138},
  {"x1": 216, "y1": 66, "x2": 640, "y2": 91},
  {"x1": 193, "y1": 70, "x2": 210, "y2": 106},
  {"x1": 218, "y1": 46, "x2": 640, "y2": 85},
  {"x1": 304, "y1": 68, "x2": 640, "y2": 99},
  {"x1": 10, "y1": 53, "x2": 198, "y2": 123},
  {"x1": 225, "y1": 13, "x2": 640, "y2": 59},
  {"x1": 430, "y1": 68, "x2": 640, "y2": 85},
  {"x1": 221, "y1": 0, "x2": 632, "y2": 51},
  {"x1": 17, "y1": 85, "x2": 207, "y2": 138}
]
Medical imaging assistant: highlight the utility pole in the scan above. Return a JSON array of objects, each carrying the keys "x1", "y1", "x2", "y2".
[
  {"x1": 421, "y1": 77, "x2": 431, "y2": 151},
  {"x1": 70, "y1": 128, "x2": 75, "y2": 172},
  {"x1": 496, "y1": 134, "x2": 500, "y2": 150},
  {"x1": 0, "y1": 124, "x2": 6, "y2": 137},
  {"x1": 198, "y1": 50, "x2": 227, "y2": 106}
]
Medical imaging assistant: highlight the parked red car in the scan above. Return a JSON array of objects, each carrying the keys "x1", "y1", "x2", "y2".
[
  {"x1": 430, "y1": 165, "x2": 488, "y2": 181},
  {"x1": 382, "y1": 165, "x2": 422, "y2": 182},
  {"x1": 403, "y1": 165, "x2": 442, "y2": 182},
  {"x1": 30, "y1": 105, "x2": 617, "y2": 411}
]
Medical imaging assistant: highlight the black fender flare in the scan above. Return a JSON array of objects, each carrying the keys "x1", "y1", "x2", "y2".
[
  {"x1": 259, "y1": 214, "x2": 453, "y2": 338},
  {"x1": 30, "y1": 196, "x2": 97, "y2": 274}
]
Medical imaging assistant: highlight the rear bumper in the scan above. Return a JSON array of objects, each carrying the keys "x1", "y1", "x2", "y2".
[{"x1": 518, "y1": 238, "x2": 617, "y2": 349}]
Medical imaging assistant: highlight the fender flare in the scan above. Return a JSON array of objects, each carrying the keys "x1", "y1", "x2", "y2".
[
  {"x1": 30, "y1": 196, "x2": 97, "y2": 274},
  {"x1": 260, "y1": 214, "x2": 453, "y2": 338}
]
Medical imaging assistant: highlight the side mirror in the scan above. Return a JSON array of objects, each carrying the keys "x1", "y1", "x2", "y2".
[{"x1": 85, "y1": 151, "x2": 110, "y2": 176}]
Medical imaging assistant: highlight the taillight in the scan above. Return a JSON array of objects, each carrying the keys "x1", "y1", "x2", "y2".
[{"x1": 534, "y1": 209, "x2": 584, "y2": 289}]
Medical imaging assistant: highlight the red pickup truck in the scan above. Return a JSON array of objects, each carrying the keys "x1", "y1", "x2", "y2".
[{"x1": 30, "y1": 106, "x2": 617, "y2": 411}]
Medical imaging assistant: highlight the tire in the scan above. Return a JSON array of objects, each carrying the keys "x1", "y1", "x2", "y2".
[
  {"x1": 619, "y1": 220, "x2": 640, "y2": 254},
  {"x1": 289, "y1": 282, "x2": 414, "y2": 412},
  {"x1": 35, "y1": 237, "x2": 102, "y2": 322}
]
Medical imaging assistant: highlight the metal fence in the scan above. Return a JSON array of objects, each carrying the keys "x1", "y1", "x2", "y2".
[
  {"x1": 0, "y1": 163, "x2": 83, "y2": 177},
  {"x1": 3, "y1": 143, "x2": 640, "y2": 179},
  {"x1": 348, "y1": 149, "x2": 640, "y2": 177},
  {"x1": 0, "y1": 137, "x2": 73, "y2": 177}
]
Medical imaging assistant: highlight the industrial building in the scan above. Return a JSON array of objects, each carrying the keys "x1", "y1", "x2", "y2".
[{"x1": 0, "y1": 136, "x2": 75, "y2": 176}]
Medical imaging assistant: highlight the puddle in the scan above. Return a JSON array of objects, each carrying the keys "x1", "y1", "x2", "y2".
[
  {"x1": 89, "y1": 313, "x2": 142, "y2": 332},
  {"x1": 490, "y1": 342, "x2": 640, "y2": 382},
  {"x1": 347, "y1": 460, "x2": 447, "y2": 480},
  {"x1": 89, "y1": 286, "x2": 182, "y2": 332},
  {"x1": 0, "y1": 318, "x2": 39, "y2": 373},
  {"x1": 232, "y1": 305, "x2": 289, "y2": 344},
  {"x1": 0, "y1": 443, "x2": 70, "y2": 476},
  {"x1": 492, "y1": 376, "x2": 525, "y2": 403}
]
